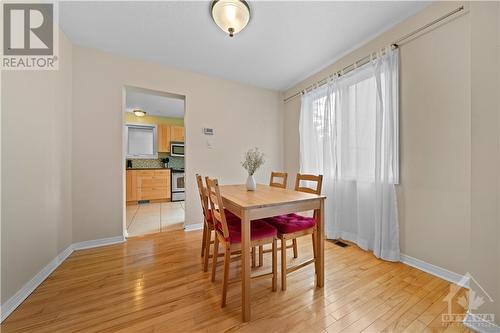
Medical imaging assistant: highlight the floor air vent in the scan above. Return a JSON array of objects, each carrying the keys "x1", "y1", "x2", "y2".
[
  {"x1": 334, "y1": 241, "x2": 349, "y2": 248},
  {"x1": 327, "y1": 239, "x2": 349, "y2": 248}
]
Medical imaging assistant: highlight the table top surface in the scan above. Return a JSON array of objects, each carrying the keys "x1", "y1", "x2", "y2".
[{"x1": 219, "y1": 184, "x2": 325, "y2": 209}]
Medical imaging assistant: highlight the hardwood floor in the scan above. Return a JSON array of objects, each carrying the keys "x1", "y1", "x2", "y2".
[{"x1": 1, "y1": 230, "x2": 471, "y2": 332}]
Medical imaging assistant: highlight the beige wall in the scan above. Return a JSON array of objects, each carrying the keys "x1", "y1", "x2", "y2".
[
  {"x1": 469, "y1": 1, "x2": 500, "y2": 320},
  {"x1": 397, "y1": 5, "x2": 470, "y2": 276},
  {"x1": 124, "y1": 113, "x2": 184, "y2": 126},
  {"x1": 498, "y1": 2, "x2": 500, "y2": 322},
  {"x1": 283, "y1": 1, "x2": 500, "y2": 324},
  {"x1": 71, "y1": 46, "x2": 284, "y2": 242},
  {"x1": 1, "y1": 32, "x2": 73, "y2": 304}
]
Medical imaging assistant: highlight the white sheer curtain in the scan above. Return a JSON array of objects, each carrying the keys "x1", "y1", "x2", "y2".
[{"x1": 300, "y1": 48, "x2": 400, "y2": 261}]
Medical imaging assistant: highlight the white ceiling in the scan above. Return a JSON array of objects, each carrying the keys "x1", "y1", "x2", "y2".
[
  {"x1": 60, "y1": 1, "x2": 429, "y2": 91},
  {"x1": 126, "y1": 88, "x2": 185, "y2": 118}
]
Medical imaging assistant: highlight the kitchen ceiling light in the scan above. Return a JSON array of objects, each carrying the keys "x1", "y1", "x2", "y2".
[
  {"x1": 133, "y1": 109, "x2": 146, "y2": 117},
  {"x1": 211, "y1": 0, "x2": 250, "y2": 37}
]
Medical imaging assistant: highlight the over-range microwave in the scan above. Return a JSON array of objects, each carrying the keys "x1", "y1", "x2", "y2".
[{"x1": 170, "y1": 143, "x2": 184, "y2": 157}]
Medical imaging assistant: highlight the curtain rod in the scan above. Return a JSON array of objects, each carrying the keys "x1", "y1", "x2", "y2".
[{"x1": 283, "y1": 5, "x2": 465, "y2": 103}]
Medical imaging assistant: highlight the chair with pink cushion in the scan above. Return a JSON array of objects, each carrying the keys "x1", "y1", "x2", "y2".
[
  {"x1": 257, "y1": 171, "x2": 298, "y2": 267},
  {"x1": 265, "y1": 173, "x2": 323, "y2": 291},
  {"x1": 206, "y1": 177, "x2": 278, "y2": 307},
  {"x1": 196, "y1": 174, "x2": 240, "y2": 272}
]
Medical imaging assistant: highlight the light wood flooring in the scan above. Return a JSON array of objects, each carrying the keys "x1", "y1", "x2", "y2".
[{"x1": 1, "y1": 230, "x2": 472, "y2": 332}]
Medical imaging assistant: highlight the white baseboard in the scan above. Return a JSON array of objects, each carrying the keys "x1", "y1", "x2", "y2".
[
  {"x1": 0, "y1": 235, "x2": 126, "y2": 323},
  {"x1": 400, "y1": 254, "x2": 469, "y2": 288},
  {"x1": 463, "y1": 312, "x2": 500, "y2": 333},
  {"x1": 72, "y1": 235, "x2": 125, "y2": 250},
  {"x1": 184, "y1": 223, "x2": 203, "y2": 231},
  {"x1": 0, "y1": 244, "x2": 72, "y2": 323}
]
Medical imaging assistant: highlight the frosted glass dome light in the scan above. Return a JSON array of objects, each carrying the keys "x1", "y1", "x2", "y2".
[
  {"x1": 211, "y1": 0, "x2": 250, "y2": 37},
  {"x1": 133, "y1": 109, "x2": 146, "y2": 117}
]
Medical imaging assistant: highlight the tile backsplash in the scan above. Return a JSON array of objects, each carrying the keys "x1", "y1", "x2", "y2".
[{"x1": 128, "y1": 153, "x2": 184, "y2": 169}]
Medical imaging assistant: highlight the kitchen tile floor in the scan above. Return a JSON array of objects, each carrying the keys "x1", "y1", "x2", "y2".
[{"x1": 126, "y1": 201, "x2": 184, "y2": 237}]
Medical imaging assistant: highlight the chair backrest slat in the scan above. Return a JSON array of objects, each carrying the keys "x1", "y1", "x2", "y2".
[
  {"x1": 196, "y1": 174, "x2": 211, "y2": 226},
  {"x1": 205, "y1": 177, "x2": 229, "y2": 239},
  {"x1": 294, "y1": 173, "x2": 323, "y2": 195},
  {"x1": 269, "y1": 171, "x2": 288, "y2": 189},
  {"x1": 294, "y1": 173, "x2": 323, "y2": 220}
]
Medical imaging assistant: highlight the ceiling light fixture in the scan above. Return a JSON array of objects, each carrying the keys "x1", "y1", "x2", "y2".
[
  {"x1": 133, "y1": 109, "x2": 146, "y2": 117},
  {"x1": 211, "y1": 0, "x2": 250, "y2": 37}
]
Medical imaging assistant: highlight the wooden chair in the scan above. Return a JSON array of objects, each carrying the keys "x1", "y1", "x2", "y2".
[
  {"x1": 269, "y1": 171, "x2": 288, "y2": 189},
  {"x1": 265, "y1": 173, "x2": 323, "y2": 291},
  {"x1": 197, "y1": 174, "x2": 213, "y2": 272},
  {"x1": 199, "y1": 174, "x2": 262, "y2": 273},
  {"x1": 270, "y1": 171, "x2": 297, "y2": 258},
  {"x1": 197, "y1": 174, "x2": 244, "y2": 272},
  {"x1": 206, "y1": 177, "x2": 278, "y2": 307},
  {"x1": 257, "y1": 172, "x2": 295, "y2": 267}
]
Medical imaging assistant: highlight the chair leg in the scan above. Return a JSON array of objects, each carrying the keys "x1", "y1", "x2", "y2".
[
  {"x1": 292, "y1": 238, "x2": 298, "y2": 258},
  {"x1": 272, "y1": 239, "x2": 277, "y2": 291},
  {"x1": 211, "y1": 236, "x2": 219, "y2": 282},
  {"x1": 312, "y1": 230, "x2": 318, "y2": 275},
  {"x1": 203, "y1": 228, "x2": 211, "y2": 272},
  {"x1": 281, "y1": 237, "x2": 287, "y2": 291},
  {"x1": 221, "y1": 245, "x2": 231, "y2": 307},
  {"x1": 259, "y1": 245, "x2": 264, "y2": 267},
  {"x1": 201, "y1": 224, "x2": 207, "y2": 257},
  {"x1": 251, "y1": 247, "x2": 256, "y2": 267}
]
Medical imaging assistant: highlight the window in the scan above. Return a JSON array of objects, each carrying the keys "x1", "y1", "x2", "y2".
[
  {"x1": 301, "y1": 59, "x2": 398, "y2": 184},
  {"x1": 299, "y1": 49, "x2": 400, "y2": 261},
  {"x1": 126, "y1": 124, "x2": 157, "y2": 159}
]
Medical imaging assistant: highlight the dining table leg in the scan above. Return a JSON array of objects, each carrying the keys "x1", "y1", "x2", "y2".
[
  {"x1": 240, "y1": 209, "x2": 251, "y2": 322},
  {"x1": 316, "y1": 199, "x2": 325, "y2": 287}
]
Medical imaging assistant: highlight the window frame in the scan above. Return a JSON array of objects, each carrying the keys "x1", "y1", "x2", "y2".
[{"x1": 125, "y1": 123, "x2": 158, "y2": 159}]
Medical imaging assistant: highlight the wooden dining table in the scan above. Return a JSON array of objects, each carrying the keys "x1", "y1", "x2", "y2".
[{"x1": 219, "y1": 183, "x2": 326, "y2": 322}]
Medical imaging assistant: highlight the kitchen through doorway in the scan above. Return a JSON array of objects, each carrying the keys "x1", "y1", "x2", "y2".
[{"x1": 123, "y1": 86, "x2": 186, "y2": 237}]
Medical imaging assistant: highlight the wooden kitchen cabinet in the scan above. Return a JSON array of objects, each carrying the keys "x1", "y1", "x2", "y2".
[
  {"x1": 157, "y1": 124, "x2": 171, "y2": 152},
  {"x1": 170, "y1": 126, "x2": 184, "y2": 142},
  {"x1": 158, "y1": 125, "x2": 184, "y2": 151},
  {"x1": 126, "y1": 170, "x2": 137, "y2": 202},
  {"x1": 126, "y1": 169, "x2": 171, "y2": 205}
]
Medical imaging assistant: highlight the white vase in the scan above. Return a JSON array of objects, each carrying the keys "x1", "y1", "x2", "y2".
[{"x1": 246, "y1": 175, "x2": 256, "y2": 191}]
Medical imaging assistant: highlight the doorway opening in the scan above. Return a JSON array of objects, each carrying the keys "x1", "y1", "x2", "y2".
[{"x1": 123, "y1": 86, "x2": 186, "y2": 237}]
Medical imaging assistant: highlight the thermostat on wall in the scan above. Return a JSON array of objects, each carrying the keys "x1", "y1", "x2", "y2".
[{"x1": 203, "y1": 128, "x2": 214, "y2": 135}]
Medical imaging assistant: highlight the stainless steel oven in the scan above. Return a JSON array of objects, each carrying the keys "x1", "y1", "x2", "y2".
[{"x1": 171, "y1": 169, "x2": 185, "y2": 201}]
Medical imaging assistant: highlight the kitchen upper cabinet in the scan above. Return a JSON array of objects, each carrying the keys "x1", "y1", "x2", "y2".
[
  {"x1": 170, "y1": 126, "x2": 184, "y2": 142},
  {"x1": 158, "y1": 125, "x2": 184, "y2": 151},
  {"x1": 157, "y1": 124, "x2": 171, "y2": 152}
]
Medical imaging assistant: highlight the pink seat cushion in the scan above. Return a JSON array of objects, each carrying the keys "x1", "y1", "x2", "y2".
[
  {"x1": 216, "y1": 219, "x2": 277, "y2": 244},
  {"x1": 265, "y1": 213, "x2": 316, "y2": 234}
]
